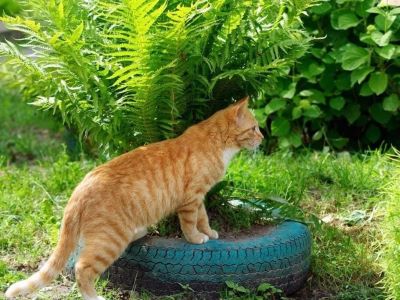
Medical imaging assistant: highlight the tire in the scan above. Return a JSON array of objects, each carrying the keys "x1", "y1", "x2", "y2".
[{"x1": 105, "y1": 221, "x2": 311, "y2": 299}]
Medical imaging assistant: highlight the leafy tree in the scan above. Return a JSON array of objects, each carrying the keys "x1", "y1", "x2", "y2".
[{"x1": 0, "y1": 0, "x2": 317, "y2": 154}]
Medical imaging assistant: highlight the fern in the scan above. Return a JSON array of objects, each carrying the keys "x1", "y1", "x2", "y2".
[{"x1": 0, "y1": 0, "x2": 319, "y2": 154}]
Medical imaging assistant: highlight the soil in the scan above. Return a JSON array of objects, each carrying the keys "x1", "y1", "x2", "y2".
[
  {"x1": 150, "y1": 220, "x2": 277, "y2": 241},
  {"x1": 150, "y1": 223, "x2": 277, "y2": 244},
  {"x1": 217, "y1": 223, "x2": 276, "y2": 240},
  {"x1": 150, "y1": 203, "x2": 276, "y2": 241}
]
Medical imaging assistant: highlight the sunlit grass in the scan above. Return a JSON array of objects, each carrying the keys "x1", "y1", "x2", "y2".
[{"x1": 227, "y1": 151, "x2": 392, "y2": 298}]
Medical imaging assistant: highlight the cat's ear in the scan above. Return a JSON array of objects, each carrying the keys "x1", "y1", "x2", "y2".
[
  {"x1": 232, "y1": 96, "x2": 249, "y2": 125},
  {"x1": 235, "y1": 96, "x2": 249, "y2": 107}
]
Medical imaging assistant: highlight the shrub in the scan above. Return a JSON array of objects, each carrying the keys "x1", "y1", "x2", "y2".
[
  {"x1": 0, "y1": 0, "x2": 317, "y2": 154},
  {"x1": 254, "y1": 0, "x2": 400, "y2": 150}
]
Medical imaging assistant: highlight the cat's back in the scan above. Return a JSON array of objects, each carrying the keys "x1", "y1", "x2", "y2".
[
  {"x1": 79, "y1": 127, "x2": 223, "y2": 196},
  {"x1": 86, "y1": 137, "x2": 188, "y2": 185}
]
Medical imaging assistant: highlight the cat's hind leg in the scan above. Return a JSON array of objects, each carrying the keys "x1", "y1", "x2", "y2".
[
  {"x1": 75, "y1": 222, "x2": 132, "y2": 300},
  {"x1": 132, "y1": 227, "x2": 147, "y2": 241}
]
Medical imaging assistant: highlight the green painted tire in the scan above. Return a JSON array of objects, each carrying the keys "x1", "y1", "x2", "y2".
[{"x1": 106, "y1": 221, "x2": 311, "y2": 298}]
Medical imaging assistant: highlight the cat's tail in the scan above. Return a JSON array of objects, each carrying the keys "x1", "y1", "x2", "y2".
[{"x1": 5, "y1": 203, "x2": 80, "y2": 298}]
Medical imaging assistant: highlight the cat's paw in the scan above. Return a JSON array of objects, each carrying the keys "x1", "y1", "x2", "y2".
[
  {"x1": 200, "y1": 228, "x2": 219, "y2": 239},
  {"x1": 186, "y1": 232, "x2": 209, "y2": 244},
  {"x1": 208, "y1": 229, "x2": 219, "y2": 240}
]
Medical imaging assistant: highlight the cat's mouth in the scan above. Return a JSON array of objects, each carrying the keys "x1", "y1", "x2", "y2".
[{"x1": 245, "y1": 141, "x2": 261, "y2": 150}]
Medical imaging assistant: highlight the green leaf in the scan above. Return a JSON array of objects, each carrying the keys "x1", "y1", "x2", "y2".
[
  {"x1": 292, "y1": 107, "x2": 302, "y2": 120},
  {"x1": 271, "y1": 118, "x2": 290, "y2": 137},
  {"x1": 371, "y1": 30, "x2": 392, "y2": 47},
  {"x1": 303, "y1": 105, "x2": 322, "y2": 118},
  {"x1": 280, "y1": 82, "x2": 296, "y2": 99},
  {"x1": 330, "y1": 97, "x2": 345, "y2": 110},
  {"x1": 300, "y1": 89, "x2": 326, "y2": 104},
  {"x1": 288, "y1": 132, "x2": 302, "y2": 147},
  {"x1": 225, "y1": 280, "x2": 249, "y2": 292},
  {"x1": 343, "y1": 104, "x2": 361, "y2": 124},
  {"x1": 312, "y1": 130, "x2": 323, "y2": 141},
  {"x1": 365, "y1": 124, "x2": 381, "y2": 143},
  {"x1": 340, "y1": 44, "x2": 370, "y2": 70},
  {"x1": 299, "y1": 99, "x2": 311, "y2": 109},
  {"x1": 331, "y1": 137, "x2": 349, "y2": 149},
  {"x1": 355, "y1": 0, "x2": 375, "y2": 17},
  {"x1": 254, "y1": 108, "x2": 267, "y2": 126},
  {"x1": 257, "y1": 283, "x2": 273, "y2": 292},
  {"x1": 369, "y1": 103, "x2": 391, "y2": 124},
  {"x1": 351, "y1": 66, "x2": 374, "y2": 86},
  {"x1": 375, "y1": 14, "x2": 396, "y2": 31},
  {"x1": 389, "y1": 8, "x2": 400, "y2": 15},
  {"x1": 360, "y1": 32, "x2": 375, "y2": 45},
  {"x1": 383, "y1": 94, "x2": 400, "y2": 112},
  {"x1": 368, "y1": 71, "x2": 388, "y2": 95},
  {"x1": 265, "y1": 98, "x2": 286, "y2": 115},
  {"x1": 367, "y1": 7, "x2": 385, "y2": 15},
  {"x1": 375, "y1": 44, "x2": 396, "y2": 59},
  {"x1": 225, "y1": 281, "x2": 236, "y2": 289},
  {"x1": 297, "y1": 58, "x2": 325, "y2": 79},
  {"x1": 310, "y1": 2, "x2": 332, "y2": 15},
  {"x1": 360, "y1": 82, "x2": 374, "y2": 96},
  {"x1": 68, "y1": 22, "x2": 84, "y2": 44},
  {"x1": 335, "y1": 72, "x2": 351, "y2": 91},
  {"x1": 236, "y1": 285, "x2": 249, "y2": 293},
  {"x1": 331, "y1": 9, "x2": 361, "y2": 30},
  {"x1": 58, "y1": 1, "x2": 64, "y2": 19}
]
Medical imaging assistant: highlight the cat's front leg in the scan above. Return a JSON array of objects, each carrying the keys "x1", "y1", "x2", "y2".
[
  {"x1": 197, "y1": 202, "x2": 219, "y2": 239},
  {"x1": 177, "y1": 199, "x2": 209, "y2": 244}
]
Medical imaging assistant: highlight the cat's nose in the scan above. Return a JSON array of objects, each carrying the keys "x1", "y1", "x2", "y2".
[{"x1": 256, "y1": 127, "x2": 264, "y2": 139}]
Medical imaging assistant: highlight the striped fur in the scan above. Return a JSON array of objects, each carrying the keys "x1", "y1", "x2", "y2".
[{"x1": 5, "y1": 97, "x2": 263, "y2": 299}]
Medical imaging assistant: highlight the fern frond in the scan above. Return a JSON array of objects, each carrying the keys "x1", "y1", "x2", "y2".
[{"x1": 0, "y1": 0, "x2": 318, "y2": 152}]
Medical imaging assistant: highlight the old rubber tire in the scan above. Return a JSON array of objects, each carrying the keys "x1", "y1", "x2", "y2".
[{"x1": 106, "y1": 221, "x2": 311, "y2": 298}]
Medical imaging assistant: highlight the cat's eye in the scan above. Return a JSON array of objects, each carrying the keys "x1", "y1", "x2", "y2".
[{"x1": 252, "y1": 126, "x2": 257, "y2": 131}]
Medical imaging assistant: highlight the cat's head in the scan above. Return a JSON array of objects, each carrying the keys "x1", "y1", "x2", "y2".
[{"x1": 227, "y1": 96, "x2": 264, "y2": 150}]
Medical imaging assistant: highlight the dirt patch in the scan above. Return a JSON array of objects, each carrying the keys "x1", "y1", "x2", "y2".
[
  {"x1": 217, "y1": 223, "x2": 276, "y2": 240},
  {"x1": 150, "y1": 220, "x2": 277, "y2": 241}
]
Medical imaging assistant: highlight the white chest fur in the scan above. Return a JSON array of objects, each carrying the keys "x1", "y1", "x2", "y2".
[{"x1": 222, "y1": 147, "x2": 240, "y2": 172}]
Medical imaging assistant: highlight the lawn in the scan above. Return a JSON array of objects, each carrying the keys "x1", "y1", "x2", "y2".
[{"x1": 0, "y1": 92, "x2": 396, "y2": 299}]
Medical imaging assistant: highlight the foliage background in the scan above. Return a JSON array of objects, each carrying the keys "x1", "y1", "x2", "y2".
[
  {"x1": 254, "y1": 0, "x2": 400, "y2": 151},
  {"x1": 0, "y1": 0, "x2": 317, "y2": 155}
]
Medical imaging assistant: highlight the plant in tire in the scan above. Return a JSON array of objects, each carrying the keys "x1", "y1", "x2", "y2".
[
  {"x1": 253, "y1": 0, "x2": 400, "y2": 150},
  {"x1": 0, "y1": 0, "x2": 318, "y2": 154}
]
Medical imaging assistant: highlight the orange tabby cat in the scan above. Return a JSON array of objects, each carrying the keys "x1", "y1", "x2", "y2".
[{"x1": 5, "y1": 97, "x2": 263, "y2": 300}]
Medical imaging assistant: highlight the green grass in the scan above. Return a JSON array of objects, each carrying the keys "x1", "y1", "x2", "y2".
[
  {"x1": 0, "y1": 90, "x2": 397, "y2": 299},
  {"x1": 380, "y1": 154, "x2": 400, "y2": 300},
  {"x1": 227, "y1": 151, "x2": 391, "y2": 299},
  {"x1": 0, "y1": 89, "x2": 63, "y2": 165}
]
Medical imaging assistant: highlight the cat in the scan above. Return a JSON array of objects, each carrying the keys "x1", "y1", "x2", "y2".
[{"x1": 5, "y1": 97, "x2": 263, "y2": 300}]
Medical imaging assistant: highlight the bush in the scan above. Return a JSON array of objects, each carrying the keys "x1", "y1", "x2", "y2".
[
  {"x1": 0, "y1": 0, "x2": 317, "y2": 154},
  {"x1": 381, "y1": 151, "x2": 400, "y2": 299},
  {"x1": 254, "y1": 0, "x2": 400, "y2": 150}
]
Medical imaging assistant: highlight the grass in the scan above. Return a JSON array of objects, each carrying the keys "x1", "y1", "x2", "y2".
[
  {"x1": 380, "y1": 154, "x2": 400, "y2": 300},
  {"x1": 0, "y1": 90, "x2": 397, "y2": 299},
  {"x1": 227, "y1": 151, "x2": 390, "y2": 299}
]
